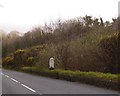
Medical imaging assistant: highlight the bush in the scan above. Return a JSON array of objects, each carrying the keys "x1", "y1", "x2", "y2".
[
  {"x1": 13, "y1": 49, "x2": 26, "y2": 67},
  {"x1": 14, "y1": 49, "x2": 25, "y2": 55},
  {"x1": 58, "y1": 32, "x2": 106, "y2": 71},
  {"x1": 35, "y1": 44, "x2": 56, "y2": 68},
  {"x1": 55, "y1": 42, "x2": 71, "y2": 70},
  {"x1": 3, "y1": 57, "x2": 14, "y2": 67},
  {"x1": 27, "y1": 57, "x2": 35, "y2": 66},
  {"x1": 99, "y1": 32, "x2": 119, "y2": 73}
]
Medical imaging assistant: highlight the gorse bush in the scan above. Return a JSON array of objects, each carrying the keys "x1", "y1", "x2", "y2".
[
  {"x1": 3, "y1": 57, "x2": 14, "y2": 63},
  {"x1": 14, "y1": 49, "x2": 25, "y2": 55},
  {"x1": 3, "y1": 56, "x2": 14, "y2": 66},
  {"x1": 13, "y1": 49, "x2": 26, "y2": 67},
  {"x1": 27, "y1": 57, "x2": 35, "y2": 66},
  {"x1": 27, "y1": 57, "x2": 34, "y2": 61}
]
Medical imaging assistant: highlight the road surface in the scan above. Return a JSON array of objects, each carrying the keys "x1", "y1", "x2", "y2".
[{"x1": 1, "y1": 69, "x2": 119, "y2": 95}]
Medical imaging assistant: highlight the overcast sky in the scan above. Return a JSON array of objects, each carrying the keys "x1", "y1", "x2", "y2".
[{"x1": 0, "y1": 0, "x2": 119, "y2": 33}]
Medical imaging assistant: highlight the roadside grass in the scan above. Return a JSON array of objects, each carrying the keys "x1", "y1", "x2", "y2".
[{"x1": 21, "y1": 66, "x2": 119, "y2": 91}]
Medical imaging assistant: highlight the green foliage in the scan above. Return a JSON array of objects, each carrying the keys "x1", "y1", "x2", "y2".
[
  {"x1": 13, "y1": 49, "x2": 26, "y2": 67},
  {"x1": 53, "y1": 31, "x2": 115, "y2": 72},
  {"x1": 3, "y1": 57, "x2": 14, "y2": 64},
  {"x1": 2, "y1": 57, "x2": 14, "y2": 68},
  {"x1": 2, "y1": 16, "x2": 119, "y2": 91},
  {"x1": 36, "y1": 44, "x2": 56, "y2": 68},
  {"x1": 22, "y1": 66, "x2": 119, "y2": 81},
  {"x1": 14, "y1": 49, "x2": 25, "y2": 55},
  {"x1": 3, "y1": 31, "x2": 119, "y2": 74},
  {"x1": 56, "y1": 42, "x2": 71, "y2": 69},
  {"x1": 27, "y1": 57, "x2": 34, "y2": 61},
  {"x1": 2, "y1": 16, "x2": 119, "y2": 74},
  {"x1": 14, "y1": 49, "x2": 25, "y2": 61},
  {"x1": 99, "y1": 32, "x2": 119, "y2": 73},
  {"x1": 3, "y1": 16, "x2": 118, "y2": 57},
  {"x1": 21, "y1": 66, "x2": 119, "y2": 90},
  {"x1": 27, "y1": 57, "x2": 35, "y2": 66}
]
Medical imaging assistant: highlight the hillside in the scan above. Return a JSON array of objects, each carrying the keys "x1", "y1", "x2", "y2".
[{"x1": 2, "y1": 16, "x2": 119, "y2": 74}]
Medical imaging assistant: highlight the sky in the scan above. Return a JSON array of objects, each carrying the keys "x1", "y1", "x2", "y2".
[{"x1": 0, "y1": 0, "x2": 119, "y2": 33}]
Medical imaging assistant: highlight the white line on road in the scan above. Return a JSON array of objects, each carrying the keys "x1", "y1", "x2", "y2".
[
  {"x1": 10, "y1": 78, "x2": 19, "y2": 83},
  {"x1": 1, "y1": 73, "x2": 10, "y2": 78},
  {"x1": 2, "y1": 73, "x2": 43, "y2": 94},
  {"x1": 4, "y1": 75, "x2": 10, "y2": 78},
  {"x1": 21, "y1": 83, "x2": 36, "y2": 93}
]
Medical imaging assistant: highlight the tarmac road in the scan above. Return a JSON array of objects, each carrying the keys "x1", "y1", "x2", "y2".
[{"x1": 1, "y1": 69, "x2": 119, "y2": 95}]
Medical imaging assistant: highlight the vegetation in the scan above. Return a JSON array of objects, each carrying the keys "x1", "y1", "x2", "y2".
[
  {"x1": 21, "y1": 66, "x2": 119, "y2": 90},
  {"x1": 2, "y1": 15, "x2": 119, "y2": 90},
  {"x1": 99, "y1": 32, "x2": 119, "y2": 73}
]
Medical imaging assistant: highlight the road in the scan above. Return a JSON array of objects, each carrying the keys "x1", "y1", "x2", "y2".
[{"x1": 1, "y1": 69, "x2": 119, "y2": 95}]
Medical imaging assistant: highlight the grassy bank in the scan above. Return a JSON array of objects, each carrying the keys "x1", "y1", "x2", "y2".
[{"x1": 20, "y1": 66, "x2": 119, "y2": 91}]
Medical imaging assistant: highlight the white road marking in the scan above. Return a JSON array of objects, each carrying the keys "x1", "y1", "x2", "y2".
[
  {"x1": 4, "y1": 75, "x2": 9, "y2": 78},
  {"x1": 10, "y1": 78, "x2": 19, "y2": 83},
  {"x1": 21, "y1": 83, "x2": 36, "y2": 93},
  {"x1": 2, "y1": 73, "x2": 42, "y2": 94},
  {"x1": 1, "y1": 73, "x2": 10, "y2": 78}
]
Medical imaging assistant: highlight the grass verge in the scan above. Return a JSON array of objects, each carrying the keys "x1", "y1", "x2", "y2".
[{"x1": 21, "y1": 66, "x2": 120, "y2": 91}]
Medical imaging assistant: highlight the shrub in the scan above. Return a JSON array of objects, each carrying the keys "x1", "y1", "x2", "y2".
[
  {"x1": 99, "y1": 32, "x2": 119, "y2": 73},
  {"x1": 14, "y1": 49, "x2": 25, "y2": 55},
  {"x1": 56, "y1": 42, "x2": 71, "y2": 70},
  {"x1": 14, "y1": 49, "x2": 25, "y2": 61},
  {"x1": 61, "y1": 33, "x2": 105, "y2": 71},
  {"x1": 36, "y1": 44, "x2": 56, "y2": 68},
  {"x1": 27, "y1": 57, "x2": 35, "y2": 66},
  {"x1": 3, "y1": 56, "x2": 14, "y2": 67},
  {"x1": 13, "y1": 49, "x2": 26, "y2": 67}
]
